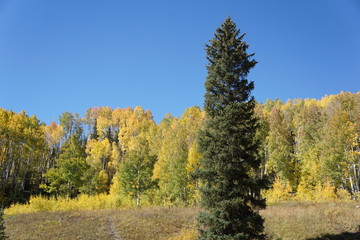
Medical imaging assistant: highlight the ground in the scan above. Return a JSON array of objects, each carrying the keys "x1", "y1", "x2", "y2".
[{"x1": 4, "y1": 202, "x2": 360, "y2": 240}]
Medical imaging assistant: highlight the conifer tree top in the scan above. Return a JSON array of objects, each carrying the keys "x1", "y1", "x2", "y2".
[{"x1": 204, "y1": 17, "x2": 257, "y2": 118}]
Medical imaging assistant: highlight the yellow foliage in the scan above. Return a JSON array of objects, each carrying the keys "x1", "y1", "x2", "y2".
[
  {"x1": 109, "y1": 174, "x2": 120, "y2": 196},
  {"x1": 108, "y1": 143, "x2": 121, "y2": 171},
  {"x1": 96, "y1": 170, "x2": 109, "y2": 193},
  {"x1": 336, "y1": 189, "x2": 352, "y2": 201},
  {"x1": 264, "y1": 177, "x2": 293, "y2": 203},
  {"x1": 186, "y1": 143, "x2": 201, "y2": 174},
  {"x1": 319, "y1": 94, "x2": 336, "y2": 108},
  {"x1": 95, "y1": 106, "x2": 113, "y2": 140},
  {"x1": 118, "y1": 106, "x2": 155, "y2": 152},
  {"x1": 296, "y1": 180, "x2": 314, "y2": 201},
  {"x1": 353, "y1": 191, "x2": 360, "y2": 200},
  {"x1": 109, "y1": 175, "x2": 138, "y2": 207},
  {"x1": 168, "y1": 228, "x2": 198, "y2": 240},
  {"x1": 294, "y1": 179, "x2": 343, "y2": 203},
  {"x1": 4, "y1": 192, "x2": 139, "y2": 216},
  {"x1": 43, "y1": 122, "x2": 64, "y2": 147},
  {"x1": 313, "y1": 180, "x2": 337, "y2": 202},
  {"x1": 295, "y1": 179, "x2": 351, "y2": 202},
  {"x1": 86, "y1": 138, "x2": 112, "y2": 169}
]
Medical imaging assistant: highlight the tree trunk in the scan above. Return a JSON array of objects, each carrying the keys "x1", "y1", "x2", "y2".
[{"x1": 136, "y1": 169, "x2": 140, "y2": 206}]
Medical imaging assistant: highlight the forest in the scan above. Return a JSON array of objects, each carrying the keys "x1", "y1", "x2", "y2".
[{"x1": 1, "y1": 91, "x2": 359, "y2": 207}]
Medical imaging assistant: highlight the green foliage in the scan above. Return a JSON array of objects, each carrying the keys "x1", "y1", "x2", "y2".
[
  {"x1": 41, "y1": 128, "x2": 88, "y2": 198},
  {"x1": 197, "y1": 17, "x2": 268, "y2": 239},
  {"x1": 118, "y1": 138, "x2": 158, "y2": 206},
  {"x1": 152, "y1": 107, "x2": 204, "y2": 205},
  {"x1": 153, "y1": 116, "x2": 191, "y2": 204},
  {"x1": 256, "y1": 92, "x2": 360, "y2": 201},
  {"x1": 1, "y1": 93, "x2": 360, "y2": 207},
  {"x1": 320, "y1": 109, "x2": 358, "y2": 187},
  {"x1": 59, "y1": 111, "x2": 81, "y2": 138},
  {"x1": 267, "y1": 106, "x2": 299, "y2": 188}
]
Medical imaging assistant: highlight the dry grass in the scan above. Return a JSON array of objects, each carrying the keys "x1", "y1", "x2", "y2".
[
  {"x1": 262, "y1": 202, "x2": 360, "y2": 240},
  {"x1": 4, "y1": 207, "x2": 198, "y2": 240},
  {"x1": 111, "y1": 207, "x2": 197, "y2": 240},
  {"x1": 3, "y1": 202, "x2": 360, "y2": 240},
  {"x1": 5, "y1": 210, "x2": 113, "y2": 240}
]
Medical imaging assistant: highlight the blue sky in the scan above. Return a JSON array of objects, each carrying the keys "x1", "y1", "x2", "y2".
[{"x1": 0, "y1": 0, "x2": 359, "y2": 124}]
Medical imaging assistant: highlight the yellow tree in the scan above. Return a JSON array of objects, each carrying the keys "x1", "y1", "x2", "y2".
[
  {"x1": 43, "y1": 121, "x2": 64, "y2": 168},
  {"x1": 292, "y1": 99, "x2": 323, "y2": 194},
  {"x1": 96, "y1": 106, "x2": 114, "y2": 142},
  {"x1": 153, "y1": 115, "x2": 188, "y2": 203},
  {"x1": 118, "y1": 136, "x2": 157, "y2": 206},
  {"x1": 115, "y1": 107, "x2": 157, "y2": 205},
  {"x1": 320, "y1": 109, "x2": 358, "y2": 191},
  {"x1": 180, "y1": 106, "x2": 205, "y2": 203},
  {"x1": 267, "y1": 106, "x2": 299, "y2": 188},
  {"x1": 118, "y1": 106, "x2": 155, "y2": 153},
  {"x1": 153, "y1": 107, "x2": 204, "y2": 204},
  {"x1": 254, "y1": 102, "x2": 270, "y2": 179},
  {"x1": 0, "y1": 109, "x2": 48, "y2": 205},
  {"x1": 84, "y1": 138, "x2": 112, "y2": 193}
]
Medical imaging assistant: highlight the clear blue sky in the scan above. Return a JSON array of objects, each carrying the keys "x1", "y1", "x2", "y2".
[{"x1": 1, "y1": 0, "x2": 359, "y2": 124}]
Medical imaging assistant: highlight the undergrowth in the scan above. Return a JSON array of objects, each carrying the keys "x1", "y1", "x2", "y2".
[{"x1": 5, "y1": 194, "x2": 131, "y2": 215}]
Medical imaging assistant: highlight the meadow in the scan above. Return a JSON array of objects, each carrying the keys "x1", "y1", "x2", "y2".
[{"x1": 3, "y1": 201, "x2": 360, "y2": 240}]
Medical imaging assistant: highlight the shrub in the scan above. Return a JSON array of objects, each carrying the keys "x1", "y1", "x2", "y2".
[
  {"x1": 296, "y1": 178, "x2": 314, "y2": 201},
  {"x1": 5, "y1": 193, "x2": 132, "y2": 215},
  {"x1": 336, "y1": 188, "x2": 352, "y2": 201},
  {"x1": 313, "y1": 180, "x2": 337, "y2": 202},
  {"x1": 264, "y1": 177, "x2": 293, "y2": 203}
]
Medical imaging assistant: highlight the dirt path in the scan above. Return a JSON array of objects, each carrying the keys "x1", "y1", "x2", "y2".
[{"x1": 109, "y1": 215, "x2": 121, "y2": 240}]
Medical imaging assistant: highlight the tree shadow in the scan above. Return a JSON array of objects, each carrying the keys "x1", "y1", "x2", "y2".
[{"x1": 307, "y1": 231, "x2": 360, "y2": 240}]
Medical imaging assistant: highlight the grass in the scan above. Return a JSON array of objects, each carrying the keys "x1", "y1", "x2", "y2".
[
  {"x1": 262, "y1": 202, "x2": 360, "y2": 240},
  {"x1": 3, "y1": 202, "x2": 360, "y2": 240},
  {"x1": 4, "y1": 207, "x2": 198, "y2": 240}
]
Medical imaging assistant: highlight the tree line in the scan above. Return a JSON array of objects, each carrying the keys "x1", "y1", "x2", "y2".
[{"x1": 0, "y1": 92, "x2": 359, "y2": 206}]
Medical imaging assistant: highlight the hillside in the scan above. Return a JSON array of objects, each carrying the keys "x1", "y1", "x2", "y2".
[
  {"x1": 1, "y1": 92, "x2": 360, "y2": 207},
  {"x1": 4, "y1": 202, "x2": 360, "y2": 240}
]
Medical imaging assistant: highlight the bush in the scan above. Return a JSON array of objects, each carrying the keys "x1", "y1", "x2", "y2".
[
  {"x1": 313, "y1": 181, "x2": 337, "y2": 202},
  {"x1": 5, "y1": 193, "x2": 133, "y2": 215},
  {"x1": 264, "y1": 177, "x2": 293, "y2": 203},
  {"x1": 296, "y1": 178, "x2": 314, "y2": 201},
  {"x1": 336, "y1": 188, "x2": 352, "y2": 201}
]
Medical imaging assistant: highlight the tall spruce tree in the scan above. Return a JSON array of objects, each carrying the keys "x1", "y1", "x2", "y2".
[{"x1": 197, "y1": 17, "x2": 268, "y2": 240}]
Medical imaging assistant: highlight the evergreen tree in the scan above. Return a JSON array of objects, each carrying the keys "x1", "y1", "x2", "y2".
[
  {"x1": 197, "y1": 17, "x2": 268, "y2": 240},
  {"x1": 0, "y1": 208, "x2": 7, "y2": 240}
]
